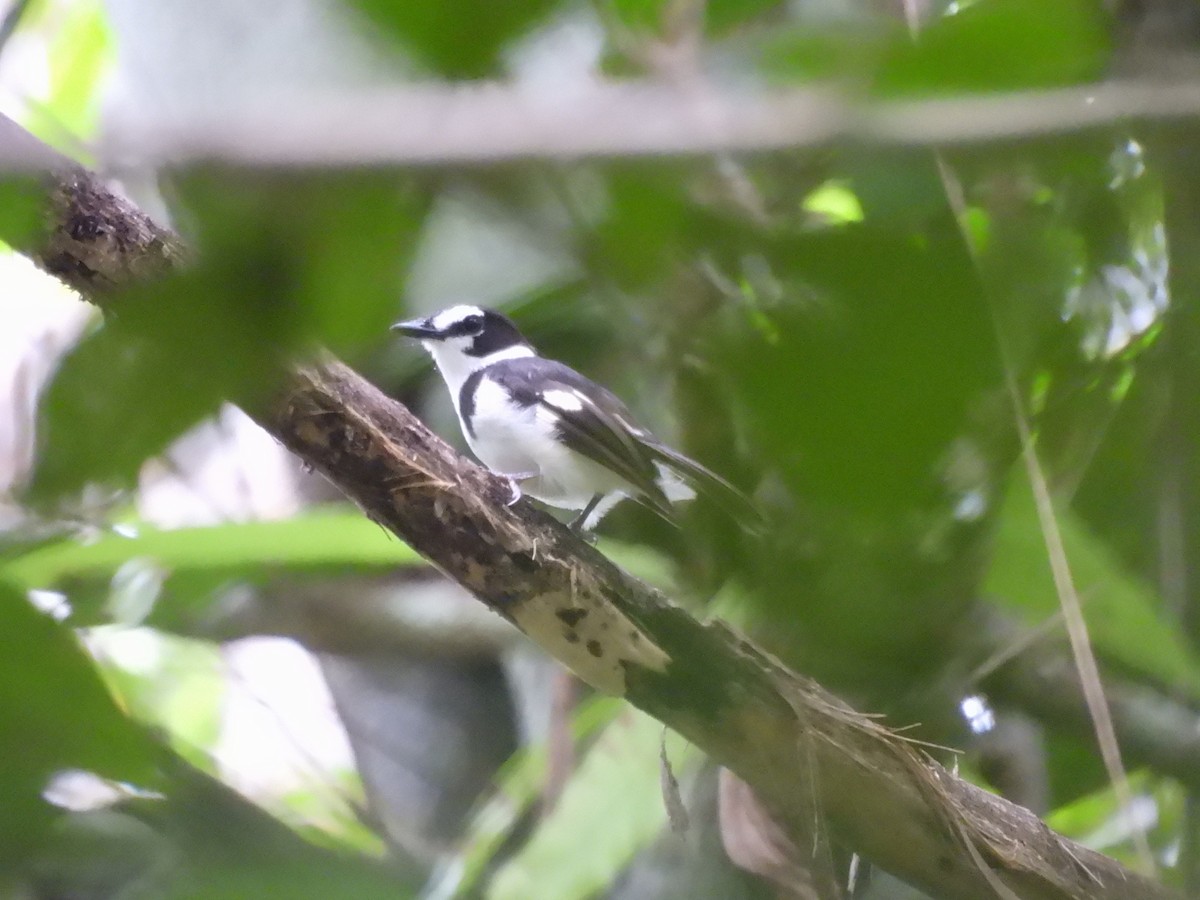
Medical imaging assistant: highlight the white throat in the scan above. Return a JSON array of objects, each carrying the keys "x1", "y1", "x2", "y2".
[{"x1": 425, "y1": 342, "x2": 535, "y2": 398}]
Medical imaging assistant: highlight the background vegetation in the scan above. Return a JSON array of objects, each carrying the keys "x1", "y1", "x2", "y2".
[{"x1": 2, "y1": 0, "x2": 1199, "y2": 896}]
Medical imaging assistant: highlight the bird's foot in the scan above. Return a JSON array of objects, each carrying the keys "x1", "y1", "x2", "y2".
[
  {"x1": 568, "y1": 519, "x2": 599, "y2": 544},
  {"x1": 567, "y1": 494, "x2": 604, "y2": 541},
  {"x1": 504, "y1": 472, "x2": 538, "y2": 507}
]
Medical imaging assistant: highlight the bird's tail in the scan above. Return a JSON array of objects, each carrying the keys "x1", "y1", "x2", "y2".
[{"x1": 642, "y1": 441, "x2": 764, "y2": 532}]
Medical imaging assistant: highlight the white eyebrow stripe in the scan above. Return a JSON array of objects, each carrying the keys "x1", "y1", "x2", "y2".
[
  {"x1": 542, "y1": 388, "x2": 586, "y2": 412},
  {"x1": 430, "y1": 304, "x2": 483, "y2": 330}
]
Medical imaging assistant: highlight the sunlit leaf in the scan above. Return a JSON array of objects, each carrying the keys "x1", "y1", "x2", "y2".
[
  {"x1": 442, "y1": 697, "x2": 622, "y2": 897},
  {"x1": 142, "y1": 758, "x2": 413, "y2": 899},
  {"x1": 46, "y1": 0, "x2": 111, "y2": 138},
  {"x1": 1047, "y1": 773, "x2": 1181, "y2": 867},
  {"x1": 97, "y1": 632, "x2": 226, "y2": 770},
  {"x1": 489, "y1": 709, "x2": 698, "y2": 900},
  {"x1": 802, "y1": 180, "x2": 865, "y2": 225},
  {"x1": 5, "y1": 509, "x2": 422, "y2": 590}
]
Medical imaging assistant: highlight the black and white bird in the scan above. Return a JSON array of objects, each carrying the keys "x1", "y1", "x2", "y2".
[{"x1": 393, "y1": 305, "x2": 758, "y2": 532}]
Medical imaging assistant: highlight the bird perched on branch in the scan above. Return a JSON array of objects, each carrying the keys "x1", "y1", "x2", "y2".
[{"x1": 393, "y1": 305, "x2": 758, "y2": 532}]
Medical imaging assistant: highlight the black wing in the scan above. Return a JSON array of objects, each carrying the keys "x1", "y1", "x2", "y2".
[
  {"x1": 494, "y1": 359, "x2": 673, "y2": 518},
  {"x1": 495, "y1": 358, "x2": 761, "y2": 528},
  {"x1": 640, "y1": 439, "x2": 764, "y2": 532},
  {"x1": 540, "y1": 384, "x2": 676, "y2": 519}
]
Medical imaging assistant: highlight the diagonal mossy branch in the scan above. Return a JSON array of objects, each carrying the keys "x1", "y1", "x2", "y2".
[{"x1": 0, "y1": 112, "x2": 1178, "y2": 900}]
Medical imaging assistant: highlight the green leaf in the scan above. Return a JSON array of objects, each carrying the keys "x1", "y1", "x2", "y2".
[
  {"x1": 985, "y1": 477, "x2": 1200, "y2": 697},
  {"x1": 45, "y1": 0, "x2": 111, "y2": 138},
  {"x1": 802, "y1": 180, "x2": 865, "y2": 225},
  {"x1": 606, "y1": 0, "x2": 664, "y2": 32},
  {"x1": 27, "y1": 269, "x2": 288, "y2": 502},
  {"x1": 15, "y1": 0, "x2": 110, "y2": 156},
  {"x1": 1048, "y1": 773, "x2": 1181, "y2": 865},
  {"x1": 591, "y1": 167, "x2": 690, "y2": 290},
  {"x1": 1047, "y1": 770, "x2": 1152, "y2": 841},
  {"x1": 706, "y1": 0, "x2": 784, "y2": 33},
  {"x1": 722, "y1": 221, "x2": 993, "y2": 513},
  {"x1": 5, "y1": 509, "x2": 422, "y2": 590},
  {"x1": 102, "y1": 634, "x2": 226, "y2": 770},
  {"x1": 0, "y1": 177, "x2": 48, "y2": 249},
  {"x1": 876, "y1": 0, "x2": 1111, "y2": 95},
  {"x1": 758, "y1": 22, "x2": 895, "y2": 83},
  {"x1": 444, "y1": 697, "x2": 622, "y2": 897},
  {"x1": 489, "y1": 709, "x2": 697, "y2": 900},
  {"x1": 176, "y1": 171, "x2": 427, "y2": 359},
  {"x1": 348, "y1": 0, "x2": 562, "y2": 77},
  {"x1": 28, "y1": 172, "x2": 425, "y2": 504},
  {"x1": 0, "y1": 581, "x2": 157, "y2": 868}
]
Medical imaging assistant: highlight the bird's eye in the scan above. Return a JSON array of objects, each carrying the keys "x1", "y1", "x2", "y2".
[{"x1": 463, "y1": 314, "x2": 485, "y2": 334}]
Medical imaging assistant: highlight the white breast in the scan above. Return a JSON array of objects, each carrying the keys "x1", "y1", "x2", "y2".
[{"x1": 462, "y1": 378, "x2": 628, "y2": 511}]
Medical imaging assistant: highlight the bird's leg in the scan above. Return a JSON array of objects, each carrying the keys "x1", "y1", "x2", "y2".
[
  {"x1": 569, "y1": 494, "x2": 604, "y2": 534},
  {"x1": 504, "y1": 472, "x2": 538, "y2": 507}
]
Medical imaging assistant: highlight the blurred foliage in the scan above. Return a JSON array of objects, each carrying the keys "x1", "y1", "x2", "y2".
[
  {"x1": 440, "y1": 696, "x2": 623, "y2": 896},
  {"x1": 5, "y1": 510, "x2": 422, "y2": 594},
  {"x1": 41, "y1": 0, "x2": 109, "y2": 137},
  {"x1": 1047, "y1": 772, "x2": 1183, "y2": 871},
  {"x1": 490, "y1": 710, "x2": 697, "y2": 899},
  {"x1": 13, "y1": 0, "x2": 110, "y2": 157},
  {"x1": 986, "y1": 477, "x2": 1200, "y2": 697},
  {"x1": 0, "y1": 176, "x2": 48, "y2": 247},
  {"x1": 1, "y1": 0, "x2": 1198, "y2": 895},
  {"x1": 0, "y1": 581, "x2": 157, "y2": 870},
  {"x1": 28, "y1": 172, "x2": 425, "y2": 503},
  {"x1": 876, "y1": 0, "x2": 1111, "y2": 94},
  {"x1": 348, "y1": 0, "x2": 561, "y2": 76}
]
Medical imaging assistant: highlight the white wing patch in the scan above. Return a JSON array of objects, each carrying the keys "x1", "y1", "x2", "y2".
[
  {"x1": 542, "y1": 388, "x2": 585, "y2": 412},
  {"x1": 655, "y1": 462, "x2": 696, "y2": 502}
]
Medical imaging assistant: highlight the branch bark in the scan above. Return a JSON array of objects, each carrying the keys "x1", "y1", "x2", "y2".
[{"x1": 0, "y1": 113, "x2": 1177, "y2": 900}]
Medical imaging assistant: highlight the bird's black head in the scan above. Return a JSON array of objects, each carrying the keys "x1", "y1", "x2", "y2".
[{"x1": 392, "y1": 305, "x2": 531, "y2": 358}]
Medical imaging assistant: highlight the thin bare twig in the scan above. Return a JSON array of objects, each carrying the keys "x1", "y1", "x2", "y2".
[
  {"x1": 1011, "y1": 409, "x2": 1157, "y2": 873},
  {"x1": 930, "y1": 122, "x2": 1156, "y2": 872}
]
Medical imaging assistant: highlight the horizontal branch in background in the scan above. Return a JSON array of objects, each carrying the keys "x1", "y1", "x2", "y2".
[
  {"x1": 95, "y1": 78, "x2": 1200, "y2": 169},
  {"x1": 974, "y1": 609, "x2": 1200, "y2": 791},
  {"x1": 0, "y1": 113, "x2": 1179, "y2": 899}
]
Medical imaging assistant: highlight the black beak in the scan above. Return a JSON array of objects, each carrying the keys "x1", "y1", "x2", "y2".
[{"x1": 391, "y1": 318, "x2": 441, "y2": 340}]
